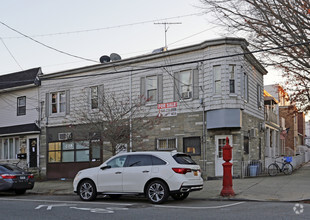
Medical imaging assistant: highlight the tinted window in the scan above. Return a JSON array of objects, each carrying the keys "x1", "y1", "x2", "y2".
[
  {"x1": 151, "y1": 156, "x2": 166, "y2": 165},
  {"x1": 0, "y1": 164, "x2": 24, "y2": 173},
  {"x1": 173, "y1": 154, "x2": 197, "y2": 165},
  {"x1": 0, "y1": 166, "x2": 8, "y2": 173},
  {"x1": 107, "y1": 155, "x2": 127, "y2": 168},
  {"x1": 126, "y1": 155, "x2": 152, "y2": 167}
]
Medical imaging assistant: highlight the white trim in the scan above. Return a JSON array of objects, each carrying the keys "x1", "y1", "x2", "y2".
[
  {"x1": 215, "y1": 135, "x2": 233, "y2": 176},
  {"x1": 27, "y1": 135, "x2": 40, "y2": 168}
]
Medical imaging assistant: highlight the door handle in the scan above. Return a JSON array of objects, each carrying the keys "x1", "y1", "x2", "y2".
[
  {"x1": 115, "y1": 172, "x2": 122, "y2": 174},
  {"x1": 142, "y1": 170, "x2": 150, "y2": 173}
]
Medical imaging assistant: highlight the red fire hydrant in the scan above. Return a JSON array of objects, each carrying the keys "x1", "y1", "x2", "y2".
[{"x1": 220, "y1": 137, "x2": 235, "y2": 197}]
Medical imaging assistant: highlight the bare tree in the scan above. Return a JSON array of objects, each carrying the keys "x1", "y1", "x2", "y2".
[
  {"x1": 72, "y1": 90, "x2": 161, "y2": 155},
  {"x1": 200, "y1": 0, "x2": 310, "y2": 111}
]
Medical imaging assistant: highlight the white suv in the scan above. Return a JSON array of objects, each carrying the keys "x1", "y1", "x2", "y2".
[{"x1": 73, "y1": 151, "x2": 203, "y2": 204}]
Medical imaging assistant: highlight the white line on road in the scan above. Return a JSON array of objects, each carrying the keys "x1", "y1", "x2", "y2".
[
  {"x1": 0, "y1": 198, "x2": 132, "y2": 206},
  {"x1": 155, "y1": 202, "x2": 246, "y2": 209}
]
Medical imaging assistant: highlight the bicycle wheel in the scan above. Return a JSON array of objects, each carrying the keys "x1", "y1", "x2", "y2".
[
  {"x1": 268, "y1": 163, "x2": 278, "y2": 176},
  {"x1": 283, "y1": 163, "x2": 293, "y2": 175}
]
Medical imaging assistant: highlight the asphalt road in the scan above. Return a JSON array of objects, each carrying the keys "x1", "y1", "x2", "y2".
[{"x1": 0, "y1": 194, "x2": 309, "y2": 220}]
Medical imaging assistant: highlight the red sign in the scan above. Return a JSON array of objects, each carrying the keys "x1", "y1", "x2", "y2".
[{"x1": 157, "y1": 102, "x2": 177, "y2": 109}]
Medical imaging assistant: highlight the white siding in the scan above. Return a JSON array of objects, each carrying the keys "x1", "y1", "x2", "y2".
[
  {"x1": 0, "y1": 87, "x2": 39, "y2": 127},
  {"x1": 39, "y1": 38, "x2": 266, "y2": 127}
]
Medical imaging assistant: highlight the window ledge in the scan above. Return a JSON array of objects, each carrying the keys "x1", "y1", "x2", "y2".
[
  {"x1": 145, "y1": 102, "x2": 158, "y2": 107},
  {"x1": 229, "y1": 94, "x2": 238, "y2": 98},
  {"x1": 49, "y1": 113, "x2": 66, "y2": 118}
]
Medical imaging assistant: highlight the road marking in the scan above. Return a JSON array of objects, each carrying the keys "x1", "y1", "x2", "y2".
[
  {"x1": 35, "y1": 204, "x2": 76, "y2": 210},
  {"x1": 155, "y1": 201, "x2": 246, "y2": 209},
  {"x1": 70, "y1": 207, "x2": 128, "y2": 214},
  {"x1": 0, "y1": 198, "x2": 132, "y2": 206}
]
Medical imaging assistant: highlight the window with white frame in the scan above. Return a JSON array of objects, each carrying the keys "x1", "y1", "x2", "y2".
[
  {"x1": 146, "y1": 76, "x2": 157, "y2": 102},
  {"x1": 90, "y1": 86, "x2": 99, "y2": 109},
  {"x1": 51, "y1": 91, "x2": 66, "y2": 114},
  {"x1": 179, "y1": 70, "x2": 193, "y2": 99},
  {"x1": 0, "y1": 138, "x2": 20, "y2": 159},
  {"x1": 157, "y1": 138, "x2": 177, "y2": 150},
  {"x1": 17, "y1": 96, "x2": 26, "y2": 116},
  {"x1": 213, "y1": 65, "x2": 221, "y2": 94},
  {"x1": 229, "y1": 65, "x2": 235, "y2": 94}
]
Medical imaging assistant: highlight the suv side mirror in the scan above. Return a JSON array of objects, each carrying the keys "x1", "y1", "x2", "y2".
[{"x1": 100, "y1": 165, "x2": 111, "y2": 170}]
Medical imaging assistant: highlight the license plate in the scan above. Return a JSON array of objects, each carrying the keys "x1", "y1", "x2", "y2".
[
  {"x1": 20, "y1": 176, "x2": 26, "y2": 180},
  {"x1": 193, "y1": 171, "x2": 198, "y2": 176}
]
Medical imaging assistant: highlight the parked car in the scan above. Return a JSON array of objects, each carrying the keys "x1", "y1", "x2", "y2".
[
  {"x1": 0, "y1": 164, "x2": 35, "y2": 195},
  {"x1": 73, "y1": 151, "x2": 203, "y2": 204}
]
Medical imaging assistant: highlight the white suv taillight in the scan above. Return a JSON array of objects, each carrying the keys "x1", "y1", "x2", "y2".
[{"x1": 172, "y1": 168, "x2": 192, "y2": 174}]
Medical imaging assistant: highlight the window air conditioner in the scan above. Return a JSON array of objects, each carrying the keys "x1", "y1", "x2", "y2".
[
  {"x1": 249, "y1": 129, "x2": 258, "y2": 138},
  {"x1": 58, "y1": 132, "x2": 72, "y2": 141},
  {"x1": 181, "y1": 91, "x2": 192, "y2": 99}
]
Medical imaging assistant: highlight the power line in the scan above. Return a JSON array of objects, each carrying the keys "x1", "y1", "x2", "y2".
[
  {"x1": 41, "y1": 40, "x2": 310, "y2": 81},
  {"x1": 0, "y1": 20, "x2": 99, "y2": 64},
  {"x1": 1, "y1": 40, "x2": 309, "y2": 86},
  {"x1": 1, "y1": 13, "x2": 204, "y2": 39},
  {"x1": 0, "y1": 36, "x2": 23, "y2": 70}
]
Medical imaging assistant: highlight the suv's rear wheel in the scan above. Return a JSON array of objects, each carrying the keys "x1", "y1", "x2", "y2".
[
  {"x1": 146, "y1": 180, "x2": 169, "y2": 204},
  {"x1": 78, "y1": 180, "x2": 97, "y2": 201},
  {"x1": 170, "y1": 192, "x2": 189, "y2": 200}
]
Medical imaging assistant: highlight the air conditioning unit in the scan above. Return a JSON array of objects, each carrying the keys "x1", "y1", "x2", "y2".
[
  {"x1": 58, "y1": 132, "x2": 72, "y2": 141},
  {"x1": 181, "y1": 91, "x2": 192, "y2": 99},
  {"x1": 249, "y1": 128, "x2": 258, "y2": 138}
]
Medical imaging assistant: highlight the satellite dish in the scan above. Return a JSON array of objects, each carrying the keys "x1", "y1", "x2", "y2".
[
  {"x1": 99, "y1": 55, "x2": 110, "y2": 63},
  {"x1": 110, "y1": 53, "x2": 122, "y2": 61}
]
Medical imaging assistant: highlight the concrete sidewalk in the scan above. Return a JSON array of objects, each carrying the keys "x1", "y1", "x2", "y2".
[{"x1": 28, "y1": 162, "x2": 310, "y2": 202}]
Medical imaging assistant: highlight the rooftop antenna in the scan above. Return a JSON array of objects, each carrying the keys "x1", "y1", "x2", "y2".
[{"x1": 154, "y1": 22, "x2": 182, "y2": 49}]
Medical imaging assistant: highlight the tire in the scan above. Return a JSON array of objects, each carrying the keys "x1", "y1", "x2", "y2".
[
  {"x1": 170, "y1": 192, "x2": 189, "y2": 201},
  {"x1": 268, "y1": 163, "x2": 278, "y2": 176},
  {"x1": 109, "y1": 194, "x2": 122, "y2": 199},
  {"x1": 15, "y1": 189, "x2": 26, "y2": 195},
  {"x1": 283, "y1": 163, "x2": 293, "y2": 175},
  {"x1": 146, "y1": 180, "x2": 169, "y2": 204},
  {"x1": 78, "y1": 180, "x2": 97, "y2": 201}
]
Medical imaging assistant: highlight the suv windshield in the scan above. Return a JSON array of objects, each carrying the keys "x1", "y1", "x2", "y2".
[{"x1": 173, "y1": 154, "x2": 196, "y2": 165}]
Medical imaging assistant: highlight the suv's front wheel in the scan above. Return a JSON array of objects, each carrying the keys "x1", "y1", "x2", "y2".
[
  {"x1": 146, "y1": 180, "x2": 169, "y2": 204},
  {"x1": 78, "y1": 180, "x2": 97, "y2": 201}
]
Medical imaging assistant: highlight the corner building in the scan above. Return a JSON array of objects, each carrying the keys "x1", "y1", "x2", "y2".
[{"x1": 39, "y1": 38, "x2": 267, "y2": 179}]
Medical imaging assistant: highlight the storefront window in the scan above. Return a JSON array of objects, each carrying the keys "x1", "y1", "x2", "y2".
[
  {"x1": 62, "y1": 142, "x2": 74, "y2": 162},
  {"x1": 76, "y1": 150, "x2": 89, "y2": 162},
  {"x1": 48, "y1": 142, "x2": 61, "y2": 163},
  {"x1": 48, "y1": 141, "x2": 93, "y2": 163}
]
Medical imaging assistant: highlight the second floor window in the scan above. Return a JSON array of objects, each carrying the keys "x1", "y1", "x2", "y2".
[
  {"x1": 229, "y1": 65, "x2": 235, "y2": 94},
  {"x1": 17, "y1": 96, "x2": 26, "y2": 116},
  {"x1": 257, "y1": 84, "x2": 262, "y2": 108},
  {"x1": 146, "y1": 76, "x2": 157, "y2": 102},
  {"x1": 90, "y1": 86, "x2": 99, "y2": 109},
  {"x1": 243, "y1": 73, "x2": 249, "y2": 101},
  {"x1": 213, "y1": 65, "x2": 221, "y2": 94},
  {"x1": 51, "y1": 91, "x2": 66, "y2": 114},
  {"x1": 140, "y1": 75, "x2": 163, "y2": 104},
  {"x1": 179, "y1": 70, "x2": 192, "y2": 99}
]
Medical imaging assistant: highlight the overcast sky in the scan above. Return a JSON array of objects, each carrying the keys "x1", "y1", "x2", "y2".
[{"x1": 0, "y1": 0, "x2": 281, "y2": 85}]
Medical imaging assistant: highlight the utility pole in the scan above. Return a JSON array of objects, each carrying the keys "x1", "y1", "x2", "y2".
[{"x1": 154, "y1": 22, "x2": 182, "y2": 48}]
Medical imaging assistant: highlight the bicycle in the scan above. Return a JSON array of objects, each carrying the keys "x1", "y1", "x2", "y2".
[{"x1": 267, "y1": 156, "x2": 293, "y2": 176}]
